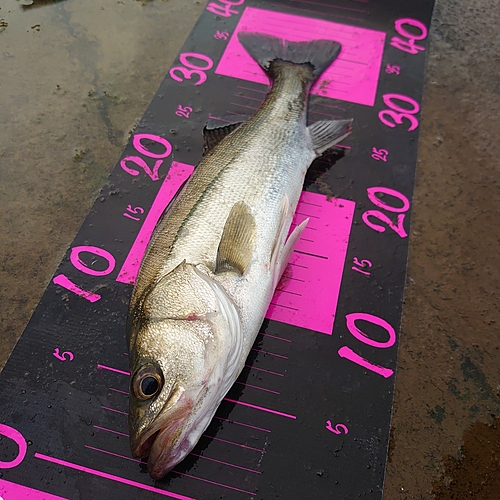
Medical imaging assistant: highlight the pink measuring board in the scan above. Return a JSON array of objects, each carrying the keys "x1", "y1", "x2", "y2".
[
  {"x1": 116, "y1": 162, "x2": 195, "y2": 285},
  {"x1": 266, "y1": 193, "x2": 354, "y2": 334},
  {"x1": 0, "y1": 479, "x2": 68, "y2": 500},
  {"x1": 0, "y1": 0, "x2": 436, "y2": 497},
  {"x1": 117, "y1": 161, "x2": 355, "y2": 335},
  {"x1": 215, "y1": 7, "x2": 386, "y2": 106}
]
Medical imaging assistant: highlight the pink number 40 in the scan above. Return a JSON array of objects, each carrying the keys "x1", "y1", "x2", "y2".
[
  {"x1": 390, "y1": 18, "x2": 428, "y2": 55},
  {"x1": 206, "y1": 0, "x2": 244, "y2": 18}
]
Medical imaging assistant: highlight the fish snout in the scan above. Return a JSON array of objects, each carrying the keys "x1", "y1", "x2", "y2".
[{"x1": 130, "y1": 392, "x2": 195, "y2": 478}]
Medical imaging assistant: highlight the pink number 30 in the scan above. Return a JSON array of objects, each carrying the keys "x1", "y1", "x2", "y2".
[
  {"x1": 169, "y1": 53, "x2": 214, "y2": 86},
  {"x1": 378, "y1": 93, "x2": 420, "y2": 131}
]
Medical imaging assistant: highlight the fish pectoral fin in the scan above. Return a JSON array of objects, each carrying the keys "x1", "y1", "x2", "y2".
[
  {"x1": 203, "y1": 115, "x2": 247, "y2": 155},
  {"x1": 273, "y1": 218, "x2": 309, "y2": 290},
  {"x1": 215, "y1": 201, "x2": 257, "y2": 276},
  {"x1": 308, "y1": 119, "x2": 353, "y2": 156}
]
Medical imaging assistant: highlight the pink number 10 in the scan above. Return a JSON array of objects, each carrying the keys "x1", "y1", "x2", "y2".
[
  {"x1": 53, "y1": 245, "x2": 116, "y2": 303},
  {"x1": 338, "y1": 313, "x2": 395, "y2": 378}
]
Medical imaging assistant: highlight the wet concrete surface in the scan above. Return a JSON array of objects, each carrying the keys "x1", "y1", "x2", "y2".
[{"x1": 0, "y1": 0, "x2": 499, "y2": 498}]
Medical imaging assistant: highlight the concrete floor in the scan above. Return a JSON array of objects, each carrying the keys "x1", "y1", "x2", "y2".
[{"x1": 1, "y1": 0, "x2": 499, "y2": 498}]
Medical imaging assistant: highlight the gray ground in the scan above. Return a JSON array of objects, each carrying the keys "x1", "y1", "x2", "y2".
[{"x1": 1, "y1": 0, "x2": 499, "y2": 498}]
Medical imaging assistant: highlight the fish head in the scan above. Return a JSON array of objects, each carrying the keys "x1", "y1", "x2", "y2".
[
  {"x1": 127, "y1": 261, "x2": 243, "y2": 479},
  {"x1": 128, "y1": 319, "x2": 213, "y2": 478}
]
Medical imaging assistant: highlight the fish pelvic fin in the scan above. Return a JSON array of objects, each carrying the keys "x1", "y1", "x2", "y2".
[
  {"x1": 275, "y1": 218, "x2": 309, "y2": 290},
  {"x1": 215, "y1": 202, "x2": 257, "y2": 276},
  {"x1": 308, "y1": 119, "x2": 353, "y2": 156},
  {"x1": 269, "y1": 196, "x2": 309, "y2": 290},
  {"x1": 237, "y1": 32, "x2": 342, "y2": 83}
]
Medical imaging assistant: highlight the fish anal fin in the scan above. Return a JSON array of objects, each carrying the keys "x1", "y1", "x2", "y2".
[
  {"x1": 216, "y1": 202, "x2": 257, "y2": 276},
  {"x1": 274, "y1": 218, "x2": 309, "y2": 290},
  {"x1": 203, "y1": 115, "x2": 248, "y2": 155},
  {"x1": 308, "y1": 119, "x2": 353, "y2": 156}
]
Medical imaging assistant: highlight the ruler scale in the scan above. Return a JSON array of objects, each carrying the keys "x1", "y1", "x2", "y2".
[{"x1": 0, "y1": 0, "x2": 435, "y2": 498}]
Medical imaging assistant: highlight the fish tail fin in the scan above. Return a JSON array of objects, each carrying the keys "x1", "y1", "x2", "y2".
[{"x1": 237, "y1": 32, "x2": 341, "y2": 83}]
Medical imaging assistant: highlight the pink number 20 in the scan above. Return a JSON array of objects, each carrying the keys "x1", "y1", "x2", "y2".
[
  {"x1": 378, "y1": 93, "x2": 420, "y2": 131},
  {"x1": 120, "y1": 134, "x2": 172, "y2": 182},
  {"x1": 362, "y1": 187, "x2": 410, "y2": 238}
]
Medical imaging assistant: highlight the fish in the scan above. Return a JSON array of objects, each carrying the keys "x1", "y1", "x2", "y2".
[{"x1": 126, "y1": 31, "x2": 353, "y2": 479}]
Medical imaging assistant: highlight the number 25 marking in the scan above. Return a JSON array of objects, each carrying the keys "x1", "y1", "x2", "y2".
[{"x1": 175, "y1": 105, "x2": 193, "y2": 118}]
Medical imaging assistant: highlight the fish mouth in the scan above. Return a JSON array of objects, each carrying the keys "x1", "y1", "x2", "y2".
[{"x1": 130, "y1": 396, "x2": 194, "y2": 479}]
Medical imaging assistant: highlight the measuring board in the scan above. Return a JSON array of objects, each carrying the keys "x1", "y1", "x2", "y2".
[{"x1": 0, "y1": 1, "x2": 435, "y2": 498}]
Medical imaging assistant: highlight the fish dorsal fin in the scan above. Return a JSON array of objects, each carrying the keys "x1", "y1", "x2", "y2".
[
  {"x1": 203, "y1": 115, "x2": 247, "y2": 155},
  {"x1": 307, "y1": 119, "x2": 353, "y2": 156},
  {"x1": 215, "y1": 202, "x2": 257, "y2": 276}
]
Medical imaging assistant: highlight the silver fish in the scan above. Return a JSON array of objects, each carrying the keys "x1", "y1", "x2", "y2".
[{"x1": 127, "y1": 32, "x2": 352, "y2": 479}]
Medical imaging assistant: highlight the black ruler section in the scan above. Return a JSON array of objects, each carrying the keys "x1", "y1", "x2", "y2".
[{"x1": 0, "y1": 1, "x2": 435, "y2": 499}]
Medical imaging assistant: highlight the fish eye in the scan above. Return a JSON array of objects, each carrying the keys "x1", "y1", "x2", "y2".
[{"x1": 132, "y1": 364, "x2": 163, "y2": 400}]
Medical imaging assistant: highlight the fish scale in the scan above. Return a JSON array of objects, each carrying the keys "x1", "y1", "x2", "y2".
[{"x1": 131, "y1": 65, "x2": 312, "y2": 308}]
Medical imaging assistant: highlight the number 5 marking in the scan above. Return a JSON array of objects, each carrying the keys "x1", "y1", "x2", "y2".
[
  {"x1": 53, "y1": 348, "x2": 74, "y2": 361},
  {"x1": 326, "y1": 420, "x2": 349, "y2": 435}
]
